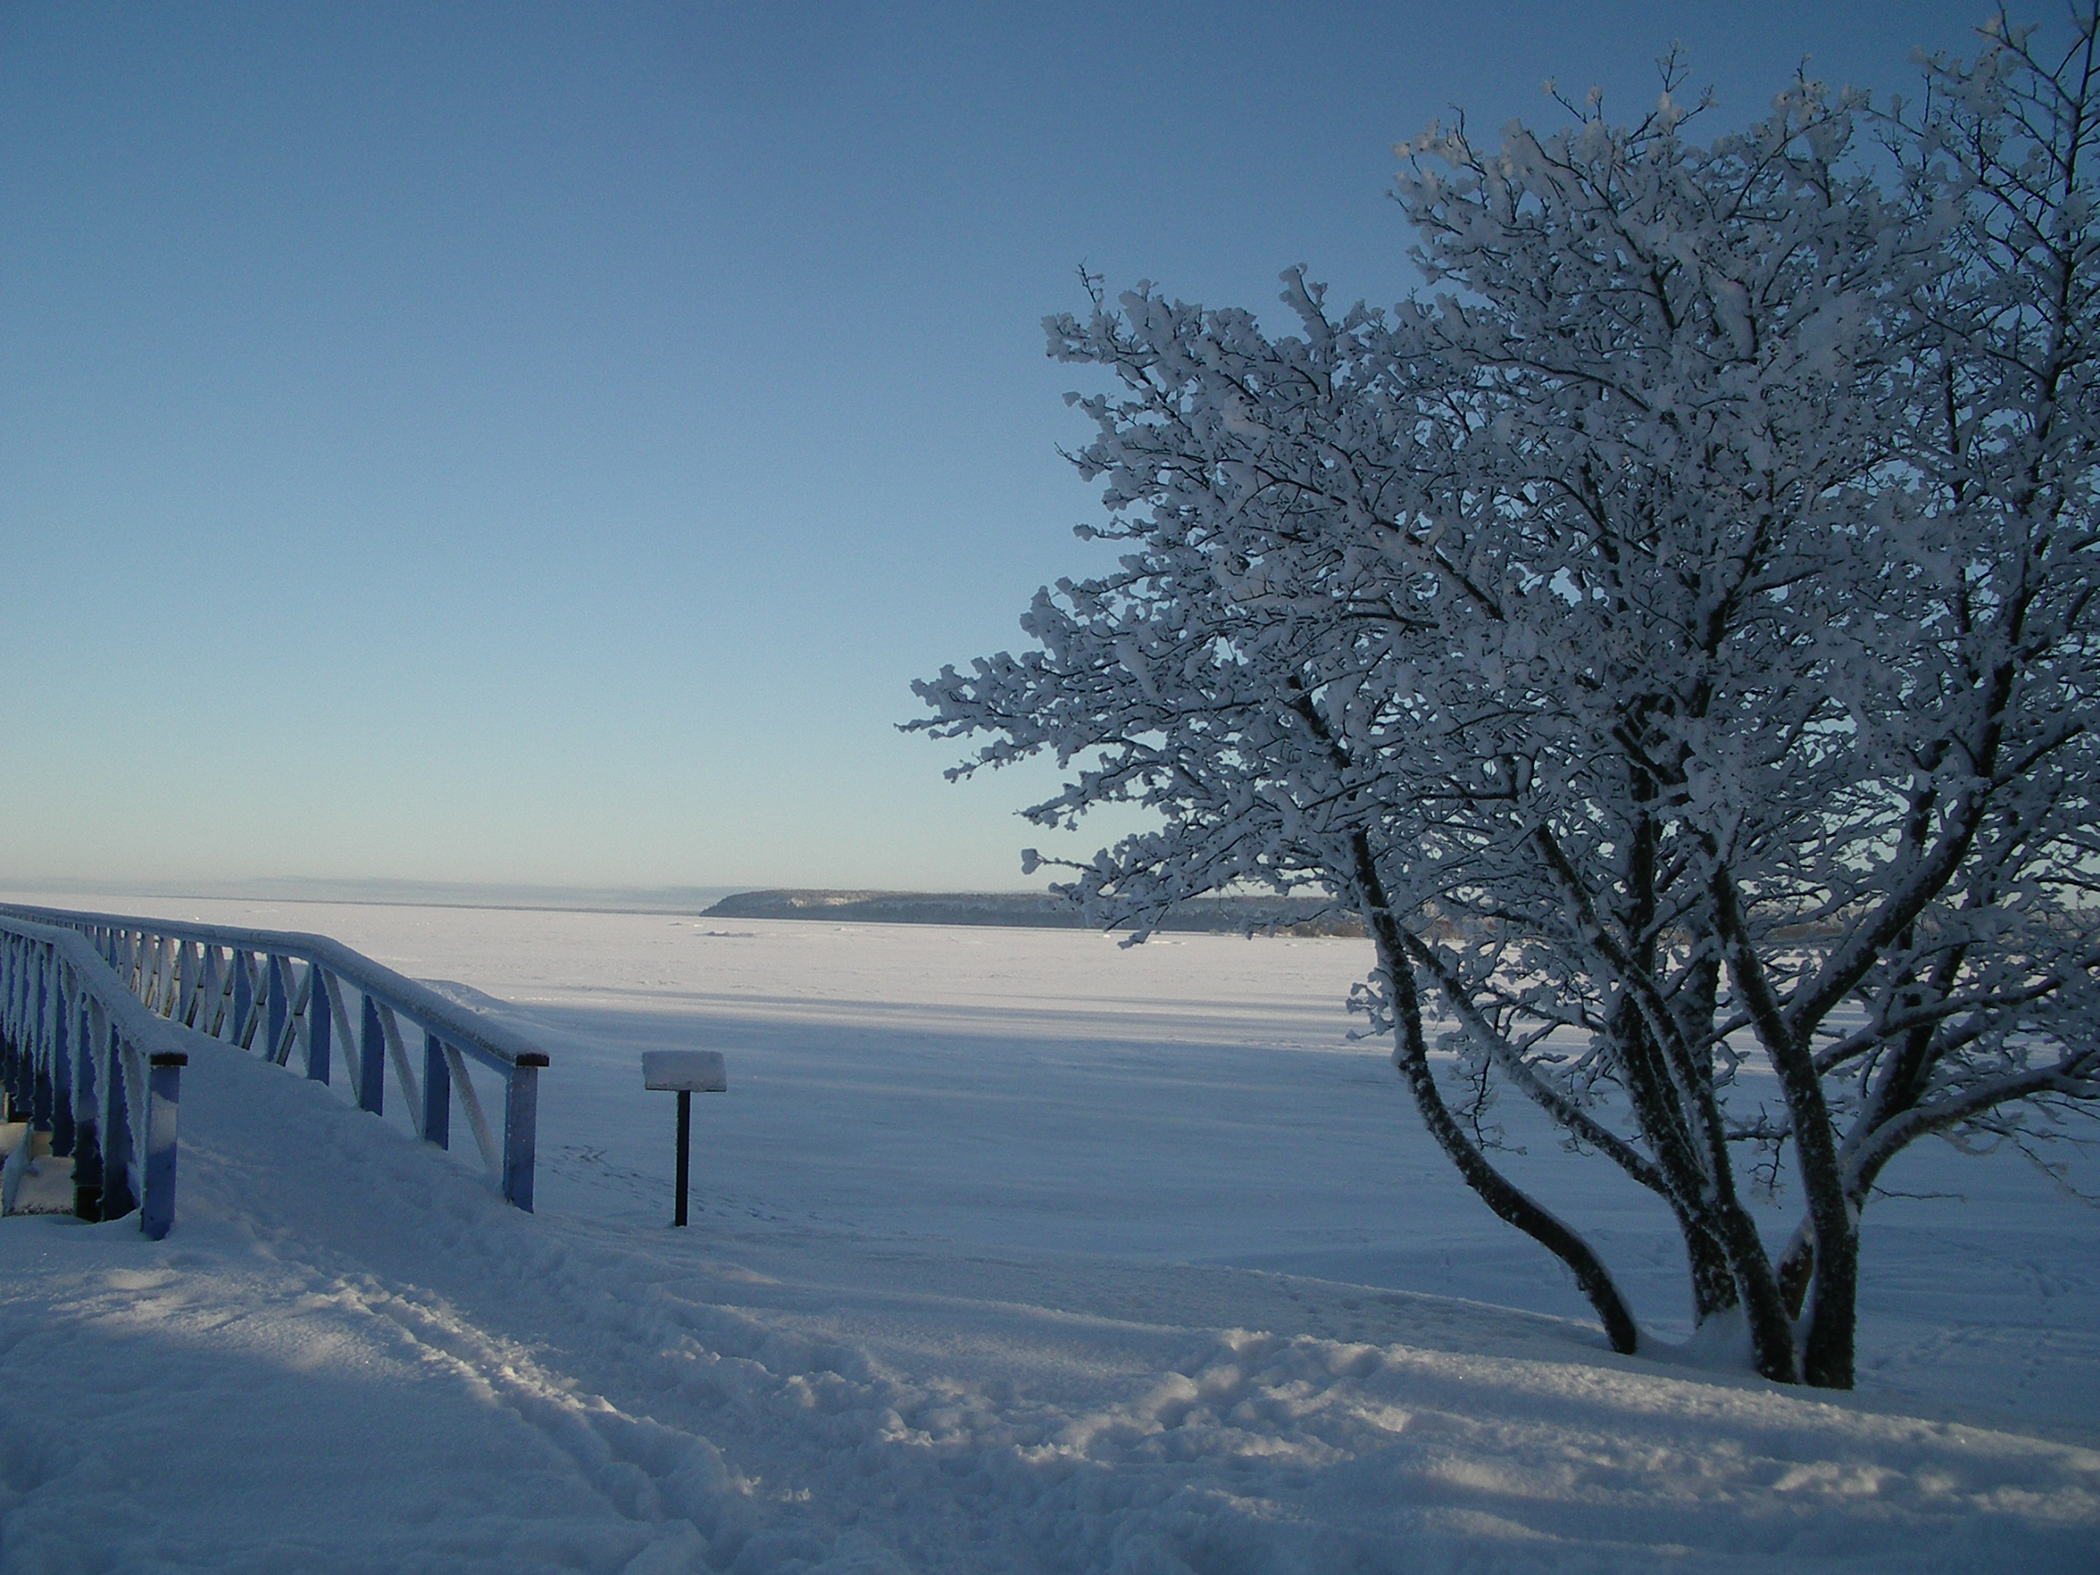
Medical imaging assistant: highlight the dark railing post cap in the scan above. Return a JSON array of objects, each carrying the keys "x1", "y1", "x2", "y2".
[
  {"x1": 149, "y1": 1052, "x2": 189, "y2": 1067},
  {"x1": 514, "y1": 1052, "x2": 550, "y2": 1068}
]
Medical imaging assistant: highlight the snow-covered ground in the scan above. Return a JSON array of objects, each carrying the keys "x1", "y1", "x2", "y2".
[{"x1": 0, "y1": 892, "x2": 2094, "y2": 1572}]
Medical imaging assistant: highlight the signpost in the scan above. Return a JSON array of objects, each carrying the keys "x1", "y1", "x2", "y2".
[{"x1": 642, "y1": 1050, "x2": 726, "y2": 1226}]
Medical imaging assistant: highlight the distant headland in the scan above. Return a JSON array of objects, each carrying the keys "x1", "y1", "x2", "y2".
[{"x1": 700, "y1": 889, "x2": 1363, "y2": 937}]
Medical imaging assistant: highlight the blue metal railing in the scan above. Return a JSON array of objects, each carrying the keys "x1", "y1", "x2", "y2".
[
  {"x1": 0, "y1": 905, "x2": 549, "y2": 1218},
  {"x1": 0, "y1": 914, "x2": 189, "y2": 1236}
]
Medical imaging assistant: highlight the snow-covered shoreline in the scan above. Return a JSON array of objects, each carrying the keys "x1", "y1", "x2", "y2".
[{"x1": 0, "y1": 892, "x2": 2093, "y2": 1570}]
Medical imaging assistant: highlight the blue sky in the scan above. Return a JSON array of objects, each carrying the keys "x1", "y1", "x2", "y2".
[{"x1": 2, "y1": 1, "x2": 2006, "y2": 894}]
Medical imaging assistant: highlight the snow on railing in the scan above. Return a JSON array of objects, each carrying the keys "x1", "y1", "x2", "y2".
[
  {"x1": 0, "y1": 913, "x2": 189, "y2": 1237},
  {"x1": 0, "y1": 905, "x2": 549, "y2": 1213}
]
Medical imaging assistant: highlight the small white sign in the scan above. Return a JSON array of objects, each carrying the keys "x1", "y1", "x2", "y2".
[{"x1": 643, "y1": 1050, "x2": 728, "y2": 1092}]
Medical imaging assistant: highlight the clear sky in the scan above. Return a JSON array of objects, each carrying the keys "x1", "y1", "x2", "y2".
[{"x1": 1, "y1": 1, "x2": 2010, "y2": 894}]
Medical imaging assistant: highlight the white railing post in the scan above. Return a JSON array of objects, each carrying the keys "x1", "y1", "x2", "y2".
[
  {"x1": 502, "y1": 1052, "x2": 547, "y2": 1212},
  {"x1": 50, "y1": 960, "x2": 73, "y2": 1159},
  {"x1": 140, "y1": 1051, "x2": 185, "y2": 1240},
  {"x1": 72, "y1": 994, "x2": 102, "y2": 1220},
  {"x1": 99, "y1": 1019, "x2": 134, "y2": 1221}
]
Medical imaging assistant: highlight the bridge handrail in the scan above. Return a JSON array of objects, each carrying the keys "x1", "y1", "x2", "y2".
[
  {"x1": 0, "y1": 912, "x2": 189, "y2": 1237},
  {"x1": 0, "y1": 904, "x2": 548, "y2": 1211}
]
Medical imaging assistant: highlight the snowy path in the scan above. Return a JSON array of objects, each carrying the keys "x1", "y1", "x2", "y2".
[{"x1": 0, "y1": 897, "x2": 2096, "y2": 1571}]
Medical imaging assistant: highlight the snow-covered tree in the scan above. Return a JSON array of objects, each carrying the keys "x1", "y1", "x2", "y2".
[{"x1": 911, "y1": 13, "x2": 2100, "y2": 1388}]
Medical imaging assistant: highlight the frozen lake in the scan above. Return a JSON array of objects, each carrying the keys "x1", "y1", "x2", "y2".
[{"x1": 1, "y1": 891, "x2": 2094, "y2": 1571}]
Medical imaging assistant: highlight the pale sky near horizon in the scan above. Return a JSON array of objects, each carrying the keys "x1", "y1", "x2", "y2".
[{"x1": 3, "y1": 1, "x2": 2007, "y2": 894}]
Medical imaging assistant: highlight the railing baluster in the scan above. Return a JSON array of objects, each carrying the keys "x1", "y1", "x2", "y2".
[
  {"x1": 358, "y1": 991, "x2": 383, "y2": 1115},
  {"x1": 99, "y1": 1022, "x2": 135, "y2": 1221},
  {"x1": 444, "y1": 1041, "x2": 499, "y2": 1177},
  {"x1": 328, "y1": 975, "x2": 358, "y2": 1092},
  {"x1": 199, "y1": 945, "x2": 225, "y2": 1034},
  {"x1": 277, "y1": 958, "x2": 311, "y2": 1068},
  {"x1": 422, "y1": 1030, "x2": 450, "y2": 1150},
  {"x1": 306, "y1": 965, "x2": 331, "y2": 1084},
  {"x1": 377, "y1": 1005, "x2": 420, "y2": 1135},
  {"x1": 233, "y1": 951, "x2": 254, "y2": 1047},
  {"x1": 268, "y1": 954, "x2": 291, "y2": 1063},
  {"x1": 175, "y1": 939, "x2": 196, "y2": 1024}
]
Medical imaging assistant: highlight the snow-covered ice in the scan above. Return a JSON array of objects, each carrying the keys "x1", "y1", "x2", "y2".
[{"x1": 0, "y1": 893, "x2": 2094, "y2": 1571}]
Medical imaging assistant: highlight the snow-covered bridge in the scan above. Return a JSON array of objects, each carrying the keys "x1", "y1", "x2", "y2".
[{"x1": 0, "y1": 903, "x2": 551, "y2": 1235}]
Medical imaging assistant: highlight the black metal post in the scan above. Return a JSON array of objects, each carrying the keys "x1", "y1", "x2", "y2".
[{"x1": 673, "y1": 1087, "x2": 691, "y2": 1227}]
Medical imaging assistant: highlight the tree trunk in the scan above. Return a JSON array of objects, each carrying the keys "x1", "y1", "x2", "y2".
[
  {"x1": 1801, "y1": 1218, "x2": 1859, "y2": 1389},
  {"x1": 1711, "y1": 1196, "x2": 1804, "y2": 1384},
  {"x1": 1777, "y1": 1212, "x2": 1861, "y2": 1386},
  {"x1": 1680, "y1": 1215, "x2": 1741, "y2": 1325},
  {"x1": 1776, "y1": 1223, "x2": 1814, "y2": 1319},
  {"x1": 1605, "y1": 1002, "x2": 1740, "y2": 1327},
  {"x1": 1357, "y1": 891, "x2": 1641, "y2": 1354}
]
